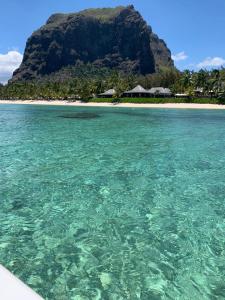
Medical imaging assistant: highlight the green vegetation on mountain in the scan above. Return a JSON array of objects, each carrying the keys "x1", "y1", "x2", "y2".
[{"x1": 79, "y1": 7, "x2": 125, "y2": 21}]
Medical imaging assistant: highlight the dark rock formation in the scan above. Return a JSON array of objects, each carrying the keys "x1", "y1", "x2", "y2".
[
  {"x1": 12, "y1": 5, "x2": 174, "y2": 81},
  {"x1": 150, "y1": 32, "x2": 174, "y2": 70}
]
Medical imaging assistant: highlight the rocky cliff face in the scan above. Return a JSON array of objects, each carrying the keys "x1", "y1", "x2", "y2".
[
  {"x1": 150, "y1": 32, "x2": 174, "y2": 70},
  {"x1": 12, "y1": 5, "x2": 174, "y2": 81}
]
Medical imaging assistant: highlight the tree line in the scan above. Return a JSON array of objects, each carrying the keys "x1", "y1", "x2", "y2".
[{"x1": 0, "y1": 66, "x2": 224, "y2": 101}]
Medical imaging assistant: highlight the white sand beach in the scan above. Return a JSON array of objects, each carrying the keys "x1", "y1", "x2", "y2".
[{"x1": 0, "y1": 100, "x2": 225, "y2": 110}]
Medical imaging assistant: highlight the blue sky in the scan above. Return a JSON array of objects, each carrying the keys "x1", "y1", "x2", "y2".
[{"x1": 0, "y1": 0, "x2": 225, "y2": 83}]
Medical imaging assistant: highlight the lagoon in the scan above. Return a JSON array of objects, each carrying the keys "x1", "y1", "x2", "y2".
[{"x1": 1, "y1": 104, "x2": 225, "y2": 299}]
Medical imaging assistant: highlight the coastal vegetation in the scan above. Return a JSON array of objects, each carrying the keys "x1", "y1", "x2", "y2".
[
  {"x1": 0, "y1": 67, "x2": 224, "y2": 103},
  {"x1": 91, "y1": 97, "x2": 220, "y2": 104}
]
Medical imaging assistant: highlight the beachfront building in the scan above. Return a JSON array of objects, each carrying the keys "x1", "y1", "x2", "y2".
[
  {"x1": 98, "y1": 89, "x2": 116, "y2": 98},
  {"x1": 194, "y1": 87, "x2": 204, "y2": 97},
  {"x1": 175, "y1": 93, "x2": 189, "y2": 99},
  {"x1": 123, "y1": 85, "x2": 149, "y2": 98},
  {"x1": 148, "y1": 87, "x2": 172, "y2": 97},
  {"x1": 98, "y1": 86, "x2": 173, "y2": 98}
]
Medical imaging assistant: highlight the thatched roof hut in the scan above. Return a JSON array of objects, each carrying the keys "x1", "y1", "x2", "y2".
[
  {"x1": 148, "y1": 87, "x2": 172, "y2": 96},
  {"x1": 98, "y1": 89, "x2": 116, "y2": 98},
  {"x1": 123, "y1": 85, "x2": 149, "y2": 97}
]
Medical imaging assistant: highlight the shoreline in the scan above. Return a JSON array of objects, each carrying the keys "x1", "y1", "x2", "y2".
[{"x1": 0, "y1": 100, "x2": 225, "y2": 110}]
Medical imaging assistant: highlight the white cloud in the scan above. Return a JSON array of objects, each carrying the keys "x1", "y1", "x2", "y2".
[
  {"x1": 172, "y1": 51, "x2": 188, "y2": 62},
  {"x1": 0, "y1": 51, "x2": 23, "y2": 84},
  {"x1": 197, "y1": 57, "x2": 225, "y2": 69}
]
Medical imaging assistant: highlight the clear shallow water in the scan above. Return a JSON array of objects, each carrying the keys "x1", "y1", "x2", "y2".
[{"x1": 1, "y1": 105, "x2": 225, "y2": 299}]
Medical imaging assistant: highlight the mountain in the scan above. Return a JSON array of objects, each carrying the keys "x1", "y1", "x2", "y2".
[{"x1": 11, "y1": 5, "x2": 174, "y2": 82}]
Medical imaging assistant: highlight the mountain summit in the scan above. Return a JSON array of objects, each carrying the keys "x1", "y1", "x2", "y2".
[{"x1": 12, "y1": 5, "x2": 174, "y2": 81}]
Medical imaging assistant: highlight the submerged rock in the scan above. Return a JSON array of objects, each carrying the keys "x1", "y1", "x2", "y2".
[
  {"x1": 59, "y1": 113, "x2": 101, "y2": 119},
  {"x1": 99, "y1": 272, "x2": 112, "y2": 289}
]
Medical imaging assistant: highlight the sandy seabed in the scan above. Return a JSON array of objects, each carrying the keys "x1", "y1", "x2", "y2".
[{"x1": 0, "y1": 100, "x2": 225, "y2": 110}]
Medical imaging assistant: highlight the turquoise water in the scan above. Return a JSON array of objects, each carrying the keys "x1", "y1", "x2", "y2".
[{"x1": 1, "y1": 104, "x2": 225, "y2": 299}]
